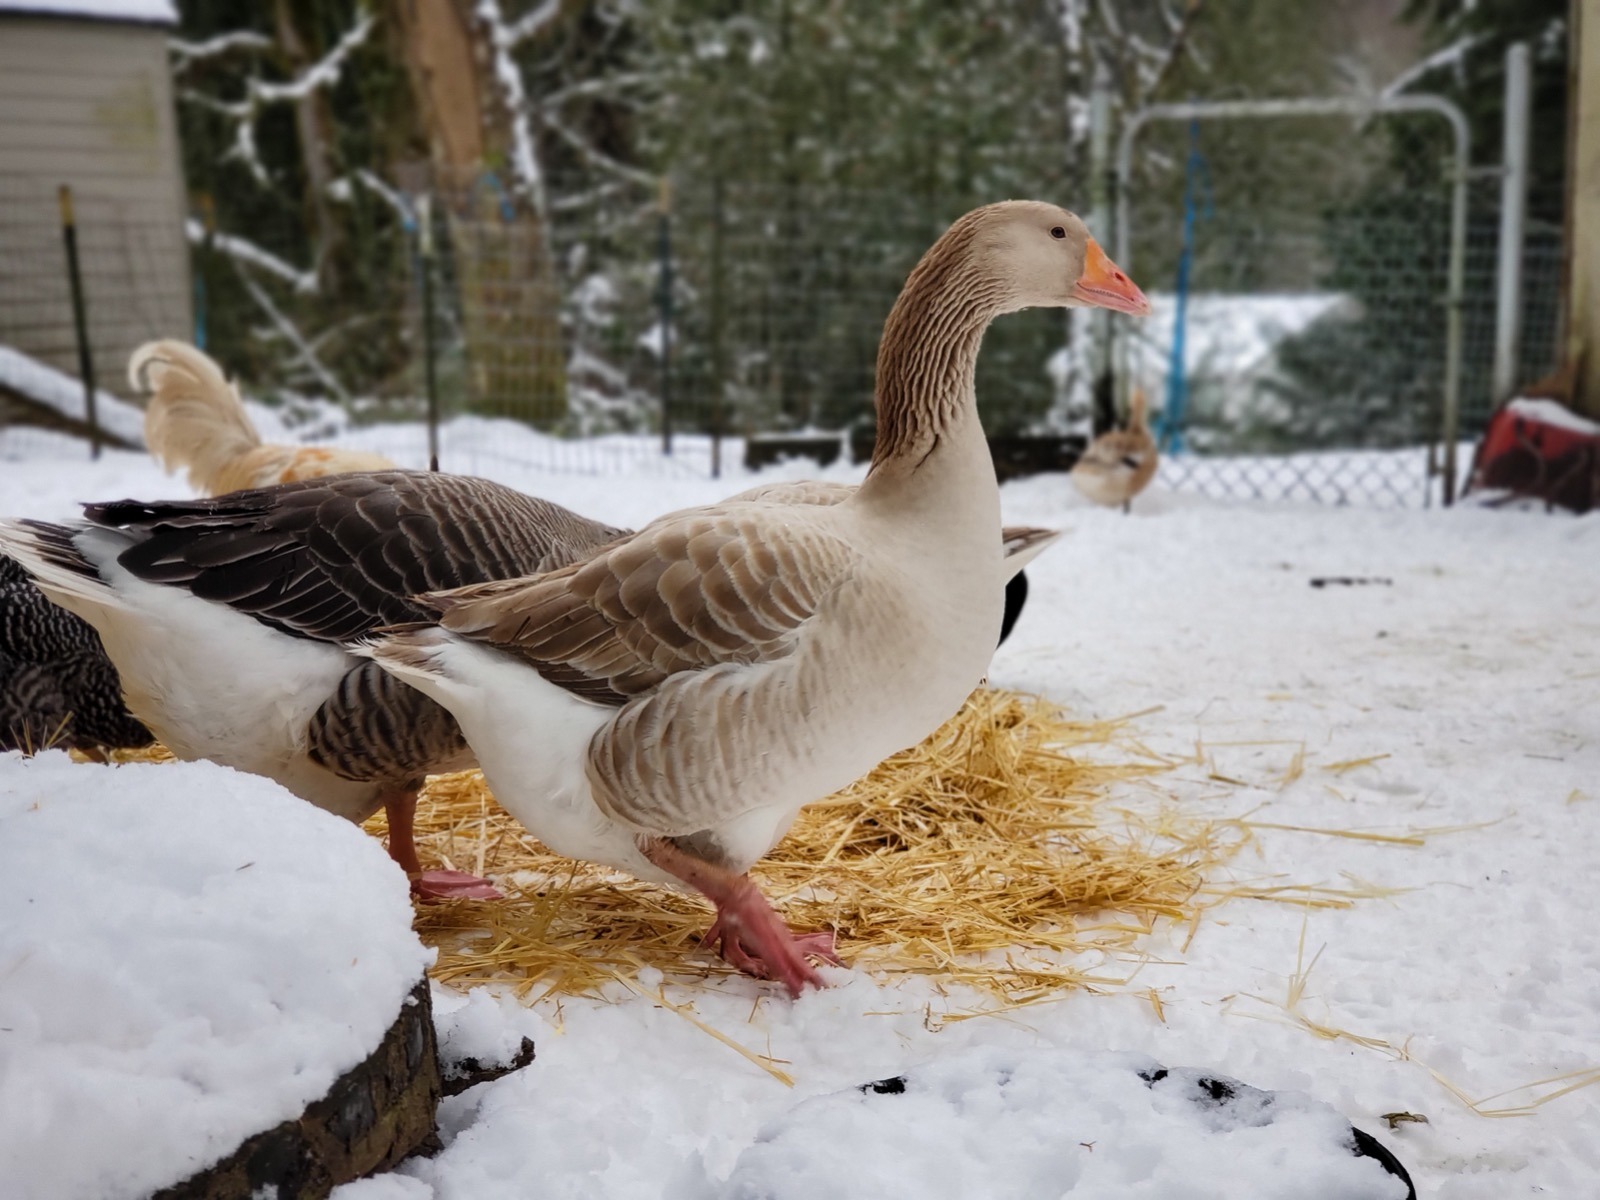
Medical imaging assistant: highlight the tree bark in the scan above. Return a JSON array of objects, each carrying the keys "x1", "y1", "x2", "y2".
[
  {"x1": 395, "y1": 0, "x2": 568, "y2": 424},
  {"x1": 153, "y1": 977, "x2": 442, "y2": 1200}
]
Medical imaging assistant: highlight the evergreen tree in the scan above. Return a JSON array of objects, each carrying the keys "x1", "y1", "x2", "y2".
[{"x1": 1256, "y1": 0, "x2": 1568, "y2": 452}]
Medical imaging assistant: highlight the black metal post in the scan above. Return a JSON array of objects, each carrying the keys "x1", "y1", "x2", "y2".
[
  {"x1": 418, "y1": 193, "x2": 440, "y2": 472},
  {"x1": 657, "y1": 177, "x2": 674, "y2": 456},
  {"x1": 709, "y1": 175, "x2": 725, "y2": 479},
  {"x1": 59, "y1": 185, "x2": 100, "y2": 460},
  {"x1": 196, "y1": 192, "x2": 217, "y2": 351}
]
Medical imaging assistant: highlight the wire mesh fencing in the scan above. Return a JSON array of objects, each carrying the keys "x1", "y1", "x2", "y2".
[
  {"x1": 1114, "y1": 107, "x2": 1563, "y2": 507},
  {"x1": 1, "y1": 127, "x2": 1567, "y2": 504}
]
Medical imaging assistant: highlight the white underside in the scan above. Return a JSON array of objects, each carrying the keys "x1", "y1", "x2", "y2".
[
  {"x1": 1, "y1": 522, "x2": 379, "y2": 819},
  {"x1": 360, "y1": 631, "x2": 671, "y2": 882}
]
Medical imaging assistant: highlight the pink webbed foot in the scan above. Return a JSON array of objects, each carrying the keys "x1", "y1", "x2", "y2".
[
  {"x1": 639, "y1": 835, "x2": 843, "y2": 998},
  {"x1": 700, "y1": 891, "x2": 843, "y2": 997},
  {"x1": 410, "y1": 869, "x2": 503, "y2": 901}
]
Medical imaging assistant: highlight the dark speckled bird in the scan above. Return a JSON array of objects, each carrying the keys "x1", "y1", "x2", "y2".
[{"x1": 0, "y1": 553, "x2": 154, "y2": 756}]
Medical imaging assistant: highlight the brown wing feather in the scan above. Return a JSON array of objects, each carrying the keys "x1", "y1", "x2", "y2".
[{"x1": 424, "y1": 510, "x2": 862, "y2": 705}]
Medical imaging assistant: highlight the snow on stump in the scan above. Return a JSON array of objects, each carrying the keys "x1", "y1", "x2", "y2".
[{"x1": 0, "y1": 752, "x2": 440, "y2": 1200}]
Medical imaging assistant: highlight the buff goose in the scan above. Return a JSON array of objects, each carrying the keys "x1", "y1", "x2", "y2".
[
  {"x1": 0, "y1": 473, "x2": 629, "y2": 899},
  {"x1": 359, "y1": 202, "x2": 1148, "y2": 995},
  {"x1": 1070, "y1": 388, "x2": 1158, "y2": 511}
]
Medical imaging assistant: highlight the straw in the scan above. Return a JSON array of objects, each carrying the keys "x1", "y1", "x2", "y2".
[{"x1": 376, "y1": 687, "x2": 1239, "y2": 1007}]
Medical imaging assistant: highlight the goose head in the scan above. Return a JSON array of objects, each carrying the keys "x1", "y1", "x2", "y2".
[{"x1": 968, "y1": 202, "x2": 1150, "y2": 317}]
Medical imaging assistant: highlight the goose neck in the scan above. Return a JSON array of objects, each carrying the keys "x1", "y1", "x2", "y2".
[{"x1": 866, "y1": 257, "x2": 1004, "y2": 478}]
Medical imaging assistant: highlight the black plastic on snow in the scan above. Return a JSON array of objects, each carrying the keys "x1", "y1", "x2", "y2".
[
  {"x1": 860, "y1": 1076, "x2": 908, "y2": 1095},
  {"x1": 1348, "y1": 1127, "x2": 1418, "y2": 1200}
]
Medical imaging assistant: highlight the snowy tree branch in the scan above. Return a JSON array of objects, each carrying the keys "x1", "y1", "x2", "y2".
[
  {"x1": 185, "y1": 218, "x2": 319, "y2": 294},
  {"x1": 477, "y1": 0, "x2": 550, "y2": 214},
  {"x1": 541, "y1": 110, "x2": 656, "y2": 188},
  {"x1": 330, "y1": 170, "x2": 417, "y2": 227},
  {"x1": 230, "y1": 261, "x2": 350, "y2": 401},
  {"x1": 169, "y1": 30, "x2": 273, "y2": 70},
  {"x1": 1380, "y1": 34, "x2": 1481, "y2": 100},
  {"x1": 1132, "y1": 0, "x2": 1205, "y2": 104},
  {"x1": 505, "y1": 0, "x2": 562, "y2": 47},
  {"x1": 175, "y1": 11, "x2": 374, "y2": 187}
]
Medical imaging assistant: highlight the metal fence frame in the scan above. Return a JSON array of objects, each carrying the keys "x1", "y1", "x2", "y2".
[{"x1": 1114, "y1": 92, "x2": 1473, "y2": 504}]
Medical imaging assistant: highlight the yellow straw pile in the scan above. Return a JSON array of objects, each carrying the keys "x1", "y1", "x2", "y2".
[{"x1": 369, "y1": 687, "x2": 1236, "y2": 1006}]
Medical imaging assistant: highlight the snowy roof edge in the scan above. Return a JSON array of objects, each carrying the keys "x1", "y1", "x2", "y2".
[
  {"x1": 0, "y1": 1, "x2": 178, "y2": 27},
  {"x1": 0, "y1": 343, "x2": 148, "y2": 448}
]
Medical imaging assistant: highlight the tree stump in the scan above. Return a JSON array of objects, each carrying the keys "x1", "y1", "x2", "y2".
[{"x1": 153, "y1": 979, "x2": 442, "y2": 1200}]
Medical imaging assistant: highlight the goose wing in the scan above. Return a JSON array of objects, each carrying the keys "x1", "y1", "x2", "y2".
[
  {"x1": 422, "y1": 506, "x2": 863, "y2": 705},
  {"x1": 86, "y1": 470, "x2": 628, "y2": 644}
]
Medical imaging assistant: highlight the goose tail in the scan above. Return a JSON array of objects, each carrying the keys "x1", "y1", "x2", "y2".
[
  {"x1": 0, "y1": 519, "x2": 127, "y2": 627},
  {"x1": 999, "y1": 525, "x2": 1061, "y2": 580}
]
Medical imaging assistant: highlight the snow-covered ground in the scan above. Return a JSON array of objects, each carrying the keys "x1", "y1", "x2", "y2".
[{"x1": 1, "y1": 425, "x2": 1595, "y2": 1199}]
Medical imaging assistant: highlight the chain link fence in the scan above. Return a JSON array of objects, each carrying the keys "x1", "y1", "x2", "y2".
[
  {"x1": 2, "y1": 119, "x2": 1566, "y2": 505},
  {"x1": 1115, "y1": 106, "x2": 1563, "y2": 507}
]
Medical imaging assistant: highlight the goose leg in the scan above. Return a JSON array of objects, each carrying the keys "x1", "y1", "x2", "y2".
[
  {"x1": 639, "y1": 836, "x2": 840, "y2": 997},
  {"x1": 381, "y1": 790, "x2": 502, "y2": 901}
]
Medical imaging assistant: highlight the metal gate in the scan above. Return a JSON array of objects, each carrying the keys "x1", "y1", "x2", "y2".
[{"x1": 1111, "y1": 92, "x2": 1479, "y2": 507}]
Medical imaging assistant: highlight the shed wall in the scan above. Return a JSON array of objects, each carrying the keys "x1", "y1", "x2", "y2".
[{"x1": 0, "y1": 15, "x2": 190, "y2": 403}]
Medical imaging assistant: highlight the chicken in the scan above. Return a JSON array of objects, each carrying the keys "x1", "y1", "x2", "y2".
[
  {"x1": 1070, "y1": 388, "x2": 1159, "y2": 512},
  {"x1": 1, "y1": 554, "x2": 153, "y2": 756},
  {"x1": 131, "y1": 341, "x2": 397, "y2": 496}
]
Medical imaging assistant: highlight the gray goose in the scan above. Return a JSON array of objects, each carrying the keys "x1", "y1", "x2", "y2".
[
  {"x1": 359, "y1": 202, "x2": 1149, "y2": 995},
  {"x1": 0, "y1": 472, "x2": 627, "y2": 898}
]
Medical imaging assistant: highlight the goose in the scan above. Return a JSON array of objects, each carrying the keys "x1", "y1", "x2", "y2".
[
  {"x1": 1, "y1": 554, "x2": 153, "y2": 757},
  {"x1": 0, "y1": 474, "x2": 1052, "y2": 894},
  {"x1": 0, "y1": 472, "x2": 630, "y2": 899},
  {"x1": 357, "y1": 202, "x2": 1148, "y2": 995},
  {"x1": 1070, "y1": 387, "x2": 1158, "y2": 511}
]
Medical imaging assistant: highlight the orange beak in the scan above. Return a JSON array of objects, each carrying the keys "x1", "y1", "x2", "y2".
[{"x1": 1072, "y1": 238, "x2": 1151, "y2": 317}]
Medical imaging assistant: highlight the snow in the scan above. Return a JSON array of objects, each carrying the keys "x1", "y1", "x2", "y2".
[
  {"x1": 0, "y1": 0, "x2": 175, "y2": 24},
  {"x1": 1506, "y1": 396, "x2": 1600, "y2": 438},
  {"x1": 0, "y1": 343, "x2": 147, "y2": 449},
  {"x1": 0, "y1": 752, "x2": 432, "y2": 1199},
  {"x1": 720, "y1": 1049, "x2": 1407, "y2": 1199},
  {"x1": 1, "y1": 427, "x2": 1597, "y2": 1198}
]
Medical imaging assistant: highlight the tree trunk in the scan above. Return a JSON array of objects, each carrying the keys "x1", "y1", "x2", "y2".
[
  {"x1": 274, "y1": 0, "x2": 344, "y2": 292},
  {"x1": 395, "y1": 0, "x2": 568, "y2": 425},
  {"x1": 153, "y1": 978, "x2": 442, "y2": 1200}
]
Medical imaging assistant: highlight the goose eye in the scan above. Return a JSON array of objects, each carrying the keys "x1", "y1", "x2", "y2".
[{"x1": 1050, "y1": 226, "x2": 1066, "y2": 239}]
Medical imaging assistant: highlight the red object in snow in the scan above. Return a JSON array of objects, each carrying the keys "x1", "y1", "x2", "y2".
[{"x1": 1466, "y1": 398, "x2": 1600, "y2": 513}]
